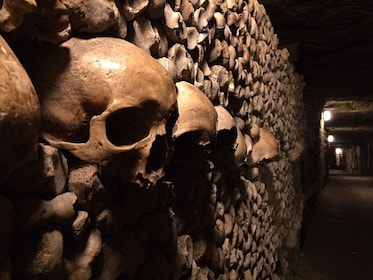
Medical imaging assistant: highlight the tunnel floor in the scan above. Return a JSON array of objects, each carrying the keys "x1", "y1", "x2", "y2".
[{"x1": 296, "y1": 170, "x2": 373, "y2": 279}]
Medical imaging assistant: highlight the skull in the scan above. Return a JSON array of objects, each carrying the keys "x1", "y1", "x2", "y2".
[
  {"x1": 21, "y1": 37, "x2": 177, "y2": 187},
  {"x1": 171, "y1": 81, "x2": 218, "y2": 158},
  {"x1": 246, "y1": 127, "x2": 279, "y2": 166},
  {"x1": 0, "y1": 35, "x2": 40, "y2": 184},
  {"x1": 212, "y1": 105, "x2": 247, "y2": 170}
]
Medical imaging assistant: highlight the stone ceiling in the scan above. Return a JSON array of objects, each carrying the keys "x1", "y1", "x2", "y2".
[{"x1": 261, "y1": 0, "x2": 373, "y2": 142}]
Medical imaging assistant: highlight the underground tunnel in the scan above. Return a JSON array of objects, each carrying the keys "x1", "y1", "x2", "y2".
[{"x1": 0, "y1": 0, "x2": 372, "y2": 279}]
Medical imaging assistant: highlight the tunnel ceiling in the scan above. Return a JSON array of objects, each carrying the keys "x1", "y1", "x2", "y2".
[{"x1": 261, "y1": 0, "x2": 373, "y2": 141}]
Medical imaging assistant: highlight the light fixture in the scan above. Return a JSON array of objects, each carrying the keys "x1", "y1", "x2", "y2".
[
  {"x1": 327, "y1": 135, "x2": 334, "y2": 142},
  {"x1": 335, "y1": 147, "x2": 343, "y2": 155},
  {"x1": 323, "y1": 110, "x2": 331, "y2": 121}
]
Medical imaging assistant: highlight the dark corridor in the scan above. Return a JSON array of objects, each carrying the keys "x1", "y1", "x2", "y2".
[{"x1": 298, "y1": 170, "x2": 373, "y2": 279}]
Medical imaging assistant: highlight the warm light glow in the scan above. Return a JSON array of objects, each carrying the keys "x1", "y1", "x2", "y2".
[
  {"x1": 327, "y1": 135, "x2": 334, "y2": 142},
  {"x1": 335, "y1": 148, "x2": 343, "y2": 155},
  {"x1": 323, "y1": 110, "x2": 331, "y2": 121},
  {"x1": 95, "y1": 59, "x2": 122, "y2": 70}
]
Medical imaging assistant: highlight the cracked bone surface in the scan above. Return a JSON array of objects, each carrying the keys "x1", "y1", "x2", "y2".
[
  {"x1": 20, "y1": 36, "x2": 177, "y2": 187},
  {"x1": 0, "y1": 35, "x2": 40, "y2": 184}
]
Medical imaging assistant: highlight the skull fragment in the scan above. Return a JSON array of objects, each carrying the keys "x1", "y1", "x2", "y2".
[
  {"x1": 22, "y1": 37, "x2": 177, "y2": 187},
  {"x1": 0, "y1": 35, "x2": 40, "y2": 184},
  {"x1": 171, "y1": 81, "x2": 218, "y2": 158},
  {"x1": 213, "y1": 105, "x2": 248, "y2": 170}
]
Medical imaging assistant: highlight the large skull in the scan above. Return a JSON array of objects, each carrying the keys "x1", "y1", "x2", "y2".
[
  {"x1": 21, "y1": 37, "x2": 177, "y2": 187},
  {"x1": 0, "y1": 35, "x2": 40, "y2": 184}
]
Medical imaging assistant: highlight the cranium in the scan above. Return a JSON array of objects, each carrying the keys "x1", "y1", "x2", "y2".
[
  {"x1": 21, "y1": 37, "x2": 177, "y2": 187},
  {"x1": 246, "y1": 127, "x2": 279, "y2": 165},
  {"x1": 0, "y1": 35, "x2": 40, "y2": 184},
  {"x1": 212, "y1": 105, "x2": 247, "y2": 169},
  {"x1": 172, "y1": 81, "x2": 218, "y2": 157}
]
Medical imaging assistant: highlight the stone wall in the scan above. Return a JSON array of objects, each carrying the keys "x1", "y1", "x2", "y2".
[{"x1": 0, "y1": 0, "x2": 305, "y2": 279}]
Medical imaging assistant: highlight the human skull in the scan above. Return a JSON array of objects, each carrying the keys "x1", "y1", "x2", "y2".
[
  {"x1": 172, "y1": 81, "x2": 218, "y2": 157},
  {"x1": 21, "y1": 37, "x2": 177, "y2": 187},
  {"x1": 0, "y1": 35, "x2": 40, "y2": 184},
  {"x1": 213, "y1": 105, "x2": 247, "y2": 170},
  {"x1": 246, "y1": 128, "x2": 279, "y2": 165}
]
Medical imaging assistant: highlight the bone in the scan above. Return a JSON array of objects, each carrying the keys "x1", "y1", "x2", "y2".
[
  {"x1": 1, "y1": 0, "x2": 307, "y2": 277},
  {"x1": 15, "y1": 192, "x2": 77, "y2": 232},
  {"x1": 168, "y1": 43, "x2": 193, "y2": 81},
  {"x1": 213, "y1": 105, "x2": 247, "y2": 169},
  {"x1": 0, "y1": 35, "x2": 40, "y2": 185},
  {"x1": 63, "y1": 0, "x2": 119, "y2": 33},
  {"x1": 246, "y1": 128, "x2": 279, "y2": 165},
  {"x1": 156, "y1": 57, "x2": 178, "y2": 81},
  {"x1": 20, "y1": 37, "x2": 177, "y2": 188},
  {"x1": 65, "y1": 227, "x2": 102, "y2": 280},
  {"x1": 38, "y1": 143, "x2": 68, "y2": 196},
  {"x1": 192, "y1": 235, "x2": 208, "y2": 263},
  {"x1": 95, "y1": 202, "x2": 124, "y2": 235},
  {"x1": 249, "y1": 124, "x2": 260, "y2": 141},
  {"x1": 213, "y1": 218, "x2": 225, "y2": 246},
  {"x1": 72, "y1": 210, "x2": 90, "y2": 240},
  {"x1": 172, "y1": 81, "x2": 218, "y2": 149},
  {"x1": 13, "y1": 228, "x2": 64, "y2": 279},
  {"x1": 214, "y1": 12, "x2": 226, "y2": 29},
  {"x1": 186, "y1": 26, "x2": 199, "y2": 50},
  {"x1": 163, "y1": 3, "x2": 187, "y2": 42},
  {"x1": 208, "y1": 245, "x2": 225, "y2": 272},
  {"x1": 175, "y1": 235, "x2": 194, "y2": 278},
  {"x1": 0, "y1": 0, "x2": 38, "y2": 31},
  {"x1": 121, "y1": 0, "x2": 149, "y2": 21},
  {"x1": 224, "y1": 213, "x2": 234, "y2": 237},
  {"x1": 21, "y1": 0, "x2": 71, "y2": 44},
  {"x1": 127, "y1": 16, "x2": 168, "y2": 57},
  {"x1": 68, "y1": 165, "x2": 111, "y2": 215}
]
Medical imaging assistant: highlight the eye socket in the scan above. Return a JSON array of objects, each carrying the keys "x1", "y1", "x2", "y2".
[{"x1": 106, "y1": 107, "x2": 154, "y2": 146}]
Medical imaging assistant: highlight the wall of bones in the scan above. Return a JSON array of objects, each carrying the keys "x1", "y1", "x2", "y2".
[{"x1": 0, "y1": 0, "x2": 305, "y2": 279}]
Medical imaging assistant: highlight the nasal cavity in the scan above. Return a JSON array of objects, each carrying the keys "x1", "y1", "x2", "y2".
[{"x1": 146, "y1": 135, "x2": 169, "y2": 173}]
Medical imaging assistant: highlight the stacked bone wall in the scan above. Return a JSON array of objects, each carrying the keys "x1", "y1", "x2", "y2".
[{"x1": 0, "y1": 0, "x2": 305, "y2": 279}]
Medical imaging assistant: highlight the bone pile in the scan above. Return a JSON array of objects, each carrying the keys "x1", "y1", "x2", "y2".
[{"x1": 0, "y1": 0, "x2": 305, "y2": 279}]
